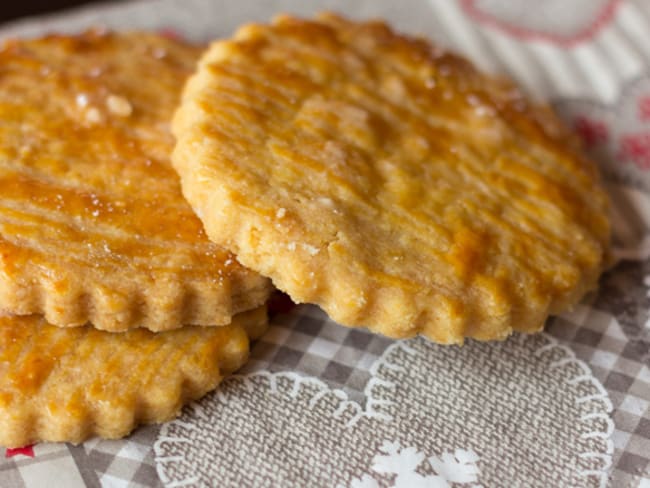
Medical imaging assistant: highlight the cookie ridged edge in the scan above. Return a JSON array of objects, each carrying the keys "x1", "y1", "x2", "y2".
[
  {"x1": 0, "y1": 306, "x2": 267, "y2": 448},
  {"x1": 0, "y1": 261, "x2": 271, "y2": 332}
]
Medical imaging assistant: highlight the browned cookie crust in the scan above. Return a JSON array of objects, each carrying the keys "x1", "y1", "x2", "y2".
[
  {"x1": 0, "y1": 306, "x2": 267, "y2": 447},
  {"x1": 0, "y1": 31, "x2": 271, "y2": 331},
  {"x1": 172, "y1": 14, "x2": 610, "y2": 343}
]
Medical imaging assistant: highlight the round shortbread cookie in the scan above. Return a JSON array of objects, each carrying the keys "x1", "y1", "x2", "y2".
[
  {"x1": 0, "y1": 31, "x2": 271, "y2": 332},
  {"x1": 0, "y1": 306, "x2": 267, "y2": 448},
  {"x1": 172, "y1": 13, "x2": 611, "y2": 343}
]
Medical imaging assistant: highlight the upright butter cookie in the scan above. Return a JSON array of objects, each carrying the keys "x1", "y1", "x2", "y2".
[
  {"x1": 173, "y1": 14, "x2": 611, "y2": 343},
  {"x1": 0, "y1": 31, "x2": 271, "y2": 331},
  {"x1": 0, "y1": 306, "x2": 267, "y2": 447}
]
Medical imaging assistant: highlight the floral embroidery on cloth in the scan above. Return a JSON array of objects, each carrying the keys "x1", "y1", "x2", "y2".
[
  {"x1": 344, "y1": 442, "x2": 482, "y2": 488},
  {"x1": 155, "y1": 328, "x2": 612, "y2": 487}
]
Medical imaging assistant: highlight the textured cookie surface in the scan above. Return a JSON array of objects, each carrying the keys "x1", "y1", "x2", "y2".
[
  {"x1": 0, "y1": 306, "x2": 267, "y2": 447},
  {"x1": 0, "y1": 31, "x2": 271, "y2": 332},
  {"x1": 173, "y1": 13, "x2": 611, "y2": 343}
]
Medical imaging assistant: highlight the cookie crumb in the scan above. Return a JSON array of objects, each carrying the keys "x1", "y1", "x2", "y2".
[
  {"x1": 84, "y1": 107, "x2": 103, "y2": 124},
  {"x1": 317, "y1": 197, "x2": 334, "y2": 208},
  {"x1": 76, "y1": 93, "x2": 89, "y2": 108},
  {"x1": 302, "y1": 244, "x2": 320, "y2": 256},
  {"x1": 106, "y1": 94, "x2": 133, "y2": 117},
  {"x1": 152, "y1": 47, "x2": 167, "y2": 59}
]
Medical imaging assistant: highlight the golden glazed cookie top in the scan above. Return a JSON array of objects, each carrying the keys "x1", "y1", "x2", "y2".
[
  {"x1": 173, "y1": 13, "x2": 611, "y2": 343},
  {"x1": 0, "y1": 31, "x2": 270, "y2": 331},
  {"x1": 0, "y1": 306, "x2": 266, "y2": 447}
]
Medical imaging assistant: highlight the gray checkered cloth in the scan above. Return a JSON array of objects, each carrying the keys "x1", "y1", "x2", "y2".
[{"x1": 1, "y1": 0, "x2": 650, "y2": 486}]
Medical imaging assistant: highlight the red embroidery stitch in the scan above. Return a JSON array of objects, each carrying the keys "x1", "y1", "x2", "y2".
[
  {"x1": 638, "y1": 96, "x2": 650, "y2": 122},
  {"x1": 619, "y1": 132, "x2": 650, "y2": 170},
  {"x1": 158, "y1": 28, "x2": 181, "y2": 40},
  {"x1": 574, "y1": 117, "x2": 609, "y2": 147},
  {"x1": 461, "y1": 0, "x2": 622, "y2": 47},
  {"x1": 5, "y1": 445, "x2": 35, "y2": 458}
]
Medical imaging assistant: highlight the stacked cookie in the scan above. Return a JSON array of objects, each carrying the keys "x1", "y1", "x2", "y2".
[
  {"x1": 0, "y1": 32, "x2": 272, "y2": 447},
  {"x1": 0, "y1": 14, "x2": 611, "y2": 447}
]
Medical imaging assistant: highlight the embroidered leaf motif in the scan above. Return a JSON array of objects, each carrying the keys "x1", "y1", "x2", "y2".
[
  {"x1": 372, "y1": 441, "x2": 425, "y2": 476},
  {"x1": 360, "y1": 442, "x2": 480, "y2": 488},
  {"x1": 428, "y1": 449, "x2": 480, "y2": 484}
]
